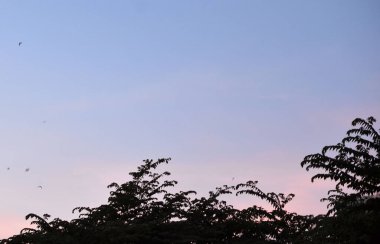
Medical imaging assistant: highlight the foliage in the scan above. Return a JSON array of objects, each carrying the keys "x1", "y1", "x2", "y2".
[
  {"x1": 1, "y1": 117, "x2": 379, "y2": 243},
  {"x1": 301, "y1": 116, "x2": 380, "y2": 243},
  {"x1": 1, "y1": 158, "x2": 311, "y2": 243}
]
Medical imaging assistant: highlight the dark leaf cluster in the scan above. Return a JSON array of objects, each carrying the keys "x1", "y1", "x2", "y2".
[
  {"x1": 301, "y1": 117, "x2": 380, "y2": 243},
  {"x1": 1, "y1": 117, "x2": 379, "y2": 243},
  {"x1": 1, "y1": 158, "x2": 312, "y2": 243}
]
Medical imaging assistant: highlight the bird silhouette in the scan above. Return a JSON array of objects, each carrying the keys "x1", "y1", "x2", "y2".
[
  {"x1": 25, "y1": 168, "x2": 30, "y2": 172},
  {"x1": 37, "y1": 186, "x2": 43, "y2": 189},
  {"x1": 18, "y1": 42, "x2": 22, "y2": 46},
  {"x1": 6, "y1": 167, "x2": 10, "y2": 170}
]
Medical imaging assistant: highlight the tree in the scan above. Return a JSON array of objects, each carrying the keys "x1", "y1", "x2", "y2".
[
  {"x1": 1, "y1": 158, "x2": 310, "y2": 243},
  {"x1": 1, "y1": 116, "x2": 379, "y2": 243},
  {"x1": 301, "y1": 116, "x2": 380, "y2": 243}
]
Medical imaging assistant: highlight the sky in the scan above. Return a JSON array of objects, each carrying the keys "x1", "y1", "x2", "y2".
[{"x1": 1, "y1": 0, "x2": 380, "y2": 238}]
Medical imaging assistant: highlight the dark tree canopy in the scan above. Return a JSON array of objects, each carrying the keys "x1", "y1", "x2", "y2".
[
  {"x1": 301, "y1": 117, "x2": 380, "y2": 243},
  {"x1": 0, "y1": 159, "x2": 311, "y2": 243},
  {"x1": 302, "y1": 117, "x2": 379, "y2": 199},
  {"x1": 1, "y1": 117, "x2": 379, "y2": 243}
]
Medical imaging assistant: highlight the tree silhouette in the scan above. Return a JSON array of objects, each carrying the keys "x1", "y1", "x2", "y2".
[
  {"x1": 1, "y1": 158, "x2": 311, "y2": 243},
  {"x1": 301, "y1": 116, "x2": 380, "y2": 243},
  {"x1": 1, "y1": 117, "x2": 379, "y2": 243}
]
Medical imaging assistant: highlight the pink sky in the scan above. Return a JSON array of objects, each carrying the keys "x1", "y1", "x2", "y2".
[{"x1": 1, "y1": 0, "x2": 380, "y2": 239}]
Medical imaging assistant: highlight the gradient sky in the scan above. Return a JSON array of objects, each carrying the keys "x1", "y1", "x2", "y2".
[{"x1": 1, "y1": 0, "x2": 380, "y2": 238}]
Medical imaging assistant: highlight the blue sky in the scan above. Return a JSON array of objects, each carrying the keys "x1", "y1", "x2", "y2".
[{"x1": 1, "y1": 0, "x2": 380, "y2": 238}]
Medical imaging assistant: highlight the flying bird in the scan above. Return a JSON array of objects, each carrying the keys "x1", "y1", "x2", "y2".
[
  {"x1": 18, "y1": 42, "x2": 22, "y2": 46},
  {"x1": 25, "y1": 168, "x2": 30, "y2": 172},
  {"x1": 37, "y1": 186, "x2": 43, "y2": 189},
  {"x1": 6, "y1": 167, "x2": 10, "y2": 170}
]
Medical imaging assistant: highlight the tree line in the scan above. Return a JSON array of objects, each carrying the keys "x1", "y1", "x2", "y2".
[{"x1": 1, "y1": 117, "x2": 379, "y2": 243}]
